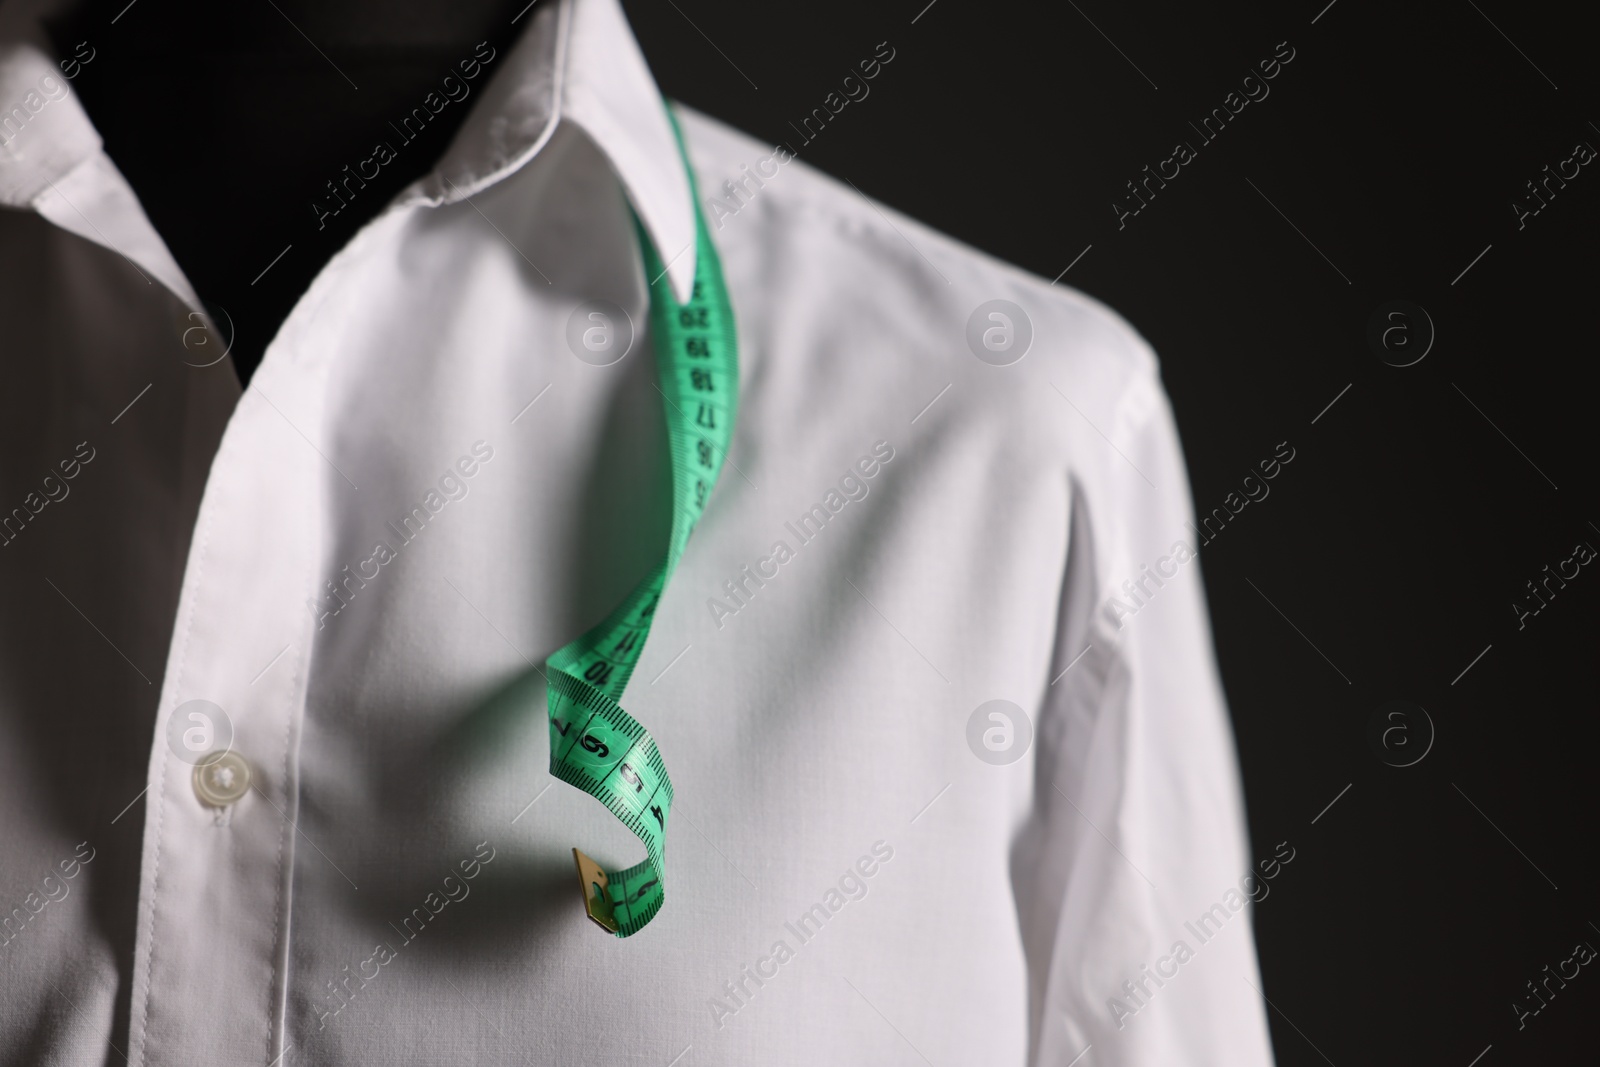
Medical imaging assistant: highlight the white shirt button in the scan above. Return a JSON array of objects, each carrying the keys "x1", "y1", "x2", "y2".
[{"x1": 193, "y1": 751, "x2": 251, "y2": 807}]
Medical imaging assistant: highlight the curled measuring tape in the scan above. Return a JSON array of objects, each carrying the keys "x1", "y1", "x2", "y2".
[{"x1": 545, "y1": 115, "x2": 737, "y2": 937}]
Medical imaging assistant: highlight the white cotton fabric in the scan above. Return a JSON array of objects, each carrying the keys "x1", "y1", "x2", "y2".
[{"x1": 0, "y1": 0, "x2": 1276, "y2": 1063}]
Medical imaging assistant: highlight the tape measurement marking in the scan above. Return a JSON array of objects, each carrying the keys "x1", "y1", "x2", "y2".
[{"x1": 545, "y1": 111, "x2": 738, "y2": 937}]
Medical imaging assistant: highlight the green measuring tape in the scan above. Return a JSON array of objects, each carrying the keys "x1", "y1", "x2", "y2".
[{"x1": 545, "y1": 114, "x2": 737, "y2": 937}]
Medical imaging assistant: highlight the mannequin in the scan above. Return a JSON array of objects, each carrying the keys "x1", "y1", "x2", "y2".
[{"x1": 45, "y1": 0, "x2": 535, "y2": 385}]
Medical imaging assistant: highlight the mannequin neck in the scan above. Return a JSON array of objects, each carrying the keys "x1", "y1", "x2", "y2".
[{"x1": 43, "y1": 0, "x2": 539, "y2": 385}]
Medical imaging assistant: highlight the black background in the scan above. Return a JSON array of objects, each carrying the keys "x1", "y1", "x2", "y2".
[
  {"x1": 625, "y1": 1, "x2": 1598, "y2": 1063},
  {"x1": 31, "y1": 0, "x2": 1598, "y2": 1059}
]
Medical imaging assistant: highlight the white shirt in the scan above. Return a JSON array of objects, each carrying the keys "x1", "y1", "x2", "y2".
[{"x1": 0, "y1": 0, "x2": 1277, "y2": 1063}]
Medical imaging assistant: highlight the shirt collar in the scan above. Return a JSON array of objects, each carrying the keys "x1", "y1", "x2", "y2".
[
  {"x1": 0, "y1": 0, "x2": 698, "y2": 304},
  {"x1": 417, "y1": 0, "x2": 698, "y2": 302},
  {"x1": 0, "y1": 17, "x2": 100, "y2": 208}
]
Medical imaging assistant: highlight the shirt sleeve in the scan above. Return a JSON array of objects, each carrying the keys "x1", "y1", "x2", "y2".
[{"x1": 1014, "y1": 366, "x2": 1278, "y2": 1066}]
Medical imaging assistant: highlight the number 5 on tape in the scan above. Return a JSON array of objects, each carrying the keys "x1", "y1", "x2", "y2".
[{"x1": 541, "y1": 108, "x2": 737, "y2": 937}]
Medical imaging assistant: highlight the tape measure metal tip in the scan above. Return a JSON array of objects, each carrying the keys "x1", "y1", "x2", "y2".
[
  {"x1": 546, "y1": 116, "x2": 734, "y2": 937},
  {"x1": 572, "y1": 848, "x2": 620, "y2": 934}
]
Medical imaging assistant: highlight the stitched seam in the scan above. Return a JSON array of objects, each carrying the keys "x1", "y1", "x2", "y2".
[
  {"x1": 132, "y1": 416, "x2": 226, "y2": 1064},
  {"x1": 264, "y1": 650, "x2": 296, "y2": 1063},
  {"x1": 264, "y1": 548, "x2": 322, "y2": 1063},
  {"x1": 258, "y1": 239, "x2": 349, "y2": 1065}
]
